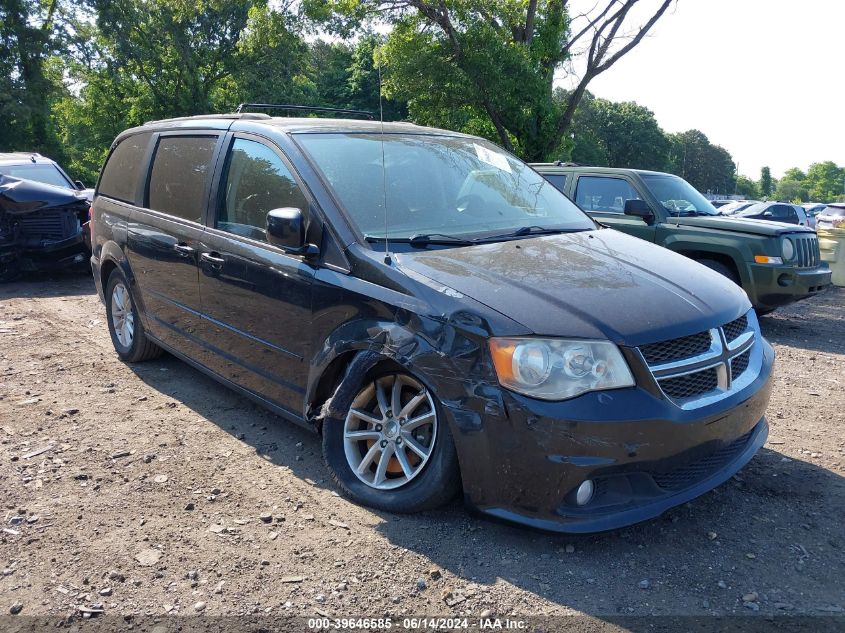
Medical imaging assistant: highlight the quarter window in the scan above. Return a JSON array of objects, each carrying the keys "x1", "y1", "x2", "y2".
[
  {"x1": 217, "y1": 138, "x2": 308, "y2": 242},
  {"x1": 543, "y1": 174, "x2": 568, "y2": 194},
  {"x1": 575, "y1": 176, "x2": 641, "y2": 213},
  {"x1": 148, "y1": 136, "x2": 218, "y2": 222},
  {"x1": 98, "y1": 133, "x2": 152, "y2": 203}
]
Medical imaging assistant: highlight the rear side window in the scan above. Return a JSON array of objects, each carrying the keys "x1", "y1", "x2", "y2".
[
  {"x1": 575, "y1": 176, "x2": 640, "y2": 213},
  {"x1": 98, "y1": 133, "x2": 152, "y2": 203},
  {"x1": 147, "y1": 135, "x2": 218, "y2": 222},
  {"x1": 543, "y1": 174, "x2": 568, "y2": 194}
]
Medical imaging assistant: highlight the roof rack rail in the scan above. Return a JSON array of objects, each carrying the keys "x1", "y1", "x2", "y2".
[
  {"x1": 236, "y1": 103, "x2": 375, "y2": 120},
  {"x1": 143, "y1": 113, "x2": 271, "y2": 126}
]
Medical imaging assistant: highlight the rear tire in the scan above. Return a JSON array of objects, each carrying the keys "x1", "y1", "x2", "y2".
[
  {"x1": 697, "y1": 258, "x2": 740, "y2": 285},
  {"x1": 322, "y1": 370, "x2": 461, "y2": 513},
  {"x1": 105, "y1": 268, "x2": 162, "y2": 362}
]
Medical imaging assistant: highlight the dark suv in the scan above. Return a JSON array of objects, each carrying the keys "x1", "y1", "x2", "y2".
[
  {"x1": 91, "y1": 111, "x2": 773, "y2": 533},
  {"x1": 532, "y1": 165, "x2": 831, "y2": 314}
]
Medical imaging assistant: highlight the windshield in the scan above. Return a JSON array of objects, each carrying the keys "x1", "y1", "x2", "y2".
[
  {"x1": 296, "y1": 133, "x2": 594, "y2": 240},
  {"x1": 719, "y1": 201, "x2": 756, "y2": 214},
  {"x1": 737, "y1": 203, "x2": 770, "y2": 217},
  {"x1": 640, "y1": 174, "x2": 718, "y2": 216},
  {"x1": 0, "y1": 164, "x2": 74, "y2": 189}
]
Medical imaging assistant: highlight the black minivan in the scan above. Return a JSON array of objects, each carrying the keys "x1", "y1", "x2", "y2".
[{"x1": 90, "y1": 111, "x2": 774, "y2": 533}]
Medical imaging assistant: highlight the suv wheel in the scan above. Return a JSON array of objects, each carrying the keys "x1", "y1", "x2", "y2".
[
  {"x1": 322, "y1": 371, "x2": 460, "y2": 512},
  {"x1": 105, "y1": 268, "x2": 162, "y2": 362},
  {"x1": 697, "y1": 258, "x2": 739, "y2": 285}
]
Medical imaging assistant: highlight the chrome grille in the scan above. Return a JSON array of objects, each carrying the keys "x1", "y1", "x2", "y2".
[
  {"x1": 638, "y1": 311, "x2": 757, "y2": 408},
  {"x1": 640, "y1": 331, "x2": 711, "y2": 365},
  {"x1": 793, "y1": 235, "x2": 820, "y2": 268}
]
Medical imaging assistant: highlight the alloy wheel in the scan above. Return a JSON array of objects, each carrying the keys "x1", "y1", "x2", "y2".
[
  {"x1": 343, "y1": 374, "x2": 438, "y2": 490},
  {"x1": 110, "y1": 282, "x2": 135, "y2": 348}
]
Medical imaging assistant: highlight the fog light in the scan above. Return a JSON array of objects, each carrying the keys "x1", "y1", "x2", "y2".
[{"x1": 575, "y1": 480, "x2": 595, "y2": 506}]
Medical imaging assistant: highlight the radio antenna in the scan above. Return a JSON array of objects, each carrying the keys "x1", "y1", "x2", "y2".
[{"x1": 378, "y1": 59, "x2": 391, "y2": 265}]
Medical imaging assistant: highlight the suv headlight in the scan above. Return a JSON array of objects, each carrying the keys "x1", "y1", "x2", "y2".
[
  {"x1": 489, "y1": 338, "x2": 635, "y2": 400},
  {"x1": 782, "y1": 237, "x2": 795, "y2": 261}
]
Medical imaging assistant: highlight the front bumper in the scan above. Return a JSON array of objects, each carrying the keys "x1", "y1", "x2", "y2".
[
  {"x1": 16, "y1": 232, "x2": 88, "y2": 272},
  {"x1": 452, "y1": 338, "x2": 774, "y2": 534},
  {"x1": 746, "y1": 262, "x2": 832, "y2": 310}
]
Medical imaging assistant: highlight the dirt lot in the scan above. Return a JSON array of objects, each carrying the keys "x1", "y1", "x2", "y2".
[{"x1": 1, "y1": 272, "x2": 843, "y2": 629}]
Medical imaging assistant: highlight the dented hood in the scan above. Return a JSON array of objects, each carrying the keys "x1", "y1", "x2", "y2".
[
  {"x1": 395, "y1": 229, "x2": 750, "y2": 347},
  {"x1": 0, "y1": 175, "x2": 88, "y2": 216}
]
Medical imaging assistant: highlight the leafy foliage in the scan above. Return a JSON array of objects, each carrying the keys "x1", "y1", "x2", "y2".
[
  {"x1": 306, "y1": 0, "x2": 673, "y2": 160},
  {"x1": 734, "y1": 174, "x2": 760, "y2": 199},
  {"x1": 760, "y1": 166, "x2": 774, "y2": 197},
  {"x1": 567, "y1": 92, "x2": 669, "y2": 171},
  {"x1": 1, "y1": 0, "x2": 840, "y2": 201},
  {"x1": 665, "y1": 130, "x2": 735, "y2": 194}
]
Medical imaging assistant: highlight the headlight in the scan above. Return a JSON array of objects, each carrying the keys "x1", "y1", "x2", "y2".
[
  {"x1": 489, "y1": 337, "x2": 635, "y2": 400},
  {"x1": 782, "y1": 237, "x2": 795, "y2": 260}
]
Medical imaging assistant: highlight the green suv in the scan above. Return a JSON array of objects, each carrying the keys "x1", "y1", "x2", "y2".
[{"x1": 532, "y1": 165, "x2": 831, "y2": 313}]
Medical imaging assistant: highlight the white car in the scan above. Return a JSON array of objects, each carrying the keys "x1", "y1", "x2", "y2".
[{"x1": 816, "y1": 203, "x2": 845, "y2": 229}]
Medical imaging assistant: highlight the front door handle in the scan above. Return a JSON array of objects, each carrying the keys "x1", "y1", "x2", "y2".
[
  {"x1": 174, "y1": 243, "x2": 195, "y2": 256},
  {"x1": 200, "y1": 252, "x2": 225, "y2": 266}
]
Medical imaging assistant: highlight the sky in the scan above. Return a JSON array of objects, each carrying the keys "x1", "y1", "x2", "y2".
[{"x1": 564, "y1": 0, "x2": 845, "y2": 180}]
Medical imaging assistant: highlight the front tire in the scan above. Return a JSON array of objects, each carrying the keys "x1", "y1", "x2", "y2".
[
  {"x1": 322, "y1": 371, "x2": 460, "y2": 513},
  {"x1": 105, "y1": 268, "x2": 162, "y2": 362},
  {"x1": 697, "y1": 258, "x2": 740, "y2": 285}
]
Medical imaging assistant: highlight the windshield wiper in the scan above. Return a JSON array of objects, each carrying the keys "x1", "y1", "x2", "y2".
[
  {"x1": 407, "y1": 233, "x2": 475, "y2": 246},
  {"x1": 479, "y1": 225, "x2": 586, "y2": 241},
  {"x1": 364, "y1": 233, "x2": 475, "y2": 247}
]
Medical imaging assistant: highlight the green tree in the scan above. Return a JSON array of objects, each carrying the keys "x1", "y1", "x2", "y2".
[
  {"x1": 305, "y1": 0, "x2": 674, "y2": 160},
  {"x1": 734, "y1": 174, "x2": 760, "y2": 199},
  {"x1": 666, "y1": 130, "x2": 735, "y2": 194},
  {"x1": 54, "y1": 1, "x2": 309, "y2": 181},
  {"x1": 0, "y1": 0, "x2": 65, "y2": 154},
  {"x1": 804, "y1": 161, "x2": 845, "y2": 202},
  {"x1": 760, "y1": 166, "x2": 773, "y2": 197},
  {"x1": 567, "y1": 93, "x2": 669, "y2": 170},
  {"x1": 773, "y1": 167, "x2": 808, "y2": 202},
  {"x1": 346, "y1": 34, "x2": 407, "y2": 120}
]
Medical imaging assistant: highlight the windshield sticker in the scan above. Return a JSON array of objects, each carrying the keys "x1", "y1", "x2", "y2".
[{"x1": 474, "y1": 144, "x2": 512, "y2": 173}]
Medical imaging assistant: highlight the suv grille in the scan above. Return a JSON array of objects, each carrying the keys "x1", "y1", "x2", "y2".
[
  {"x1": 640, "y1": 331, "x2": 711, "y2": 365},
  {"x1": 722, "y1": 315, "x2": 747, "y2": 342},
  {"x1": 17, "y1": 208, "x2": 79, "y2": 242},
  {"x1": 731, "y1": 349, "x2": 751, "y2": 377},
  {"x1": 660, "y1": 368, "x2": 719, "y2": 399},
  {"x1": 638, "y1": 312, "x2": 756, "y2": 406},
  {"x1": 793, "y1": 235, "x2": 820, "y2": 268}
]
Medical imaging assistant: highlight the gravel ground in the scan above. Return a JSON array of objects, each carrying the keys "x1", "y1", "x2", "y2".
[{"x1": 0, "y1": 273, "x2": 843, "y2": 630}]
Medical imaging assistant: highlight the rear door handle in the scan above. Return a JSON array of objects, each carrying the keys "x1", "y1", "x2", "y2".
[
  {"x1": 200, "y1": 252, "x2": 225, "y2": 265},
  {"x1": 174, "y1": 243, "x2": 195, "y2": 256}
]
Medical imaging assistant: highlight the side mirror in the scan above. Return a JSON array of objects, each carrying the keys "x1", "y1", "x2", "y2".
[
  {"x1": 623, "y1": 198, "x2": 654, "y2": 222},
  {"x1": 266, "y1": 207, "x2": 318, "y2": 256},
  {"x1": 74, "y1": 180, "x2": 86, "y2": 190},
  {"x1": 762, "y1": 210, "x2": 773, "y2": 217}
]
